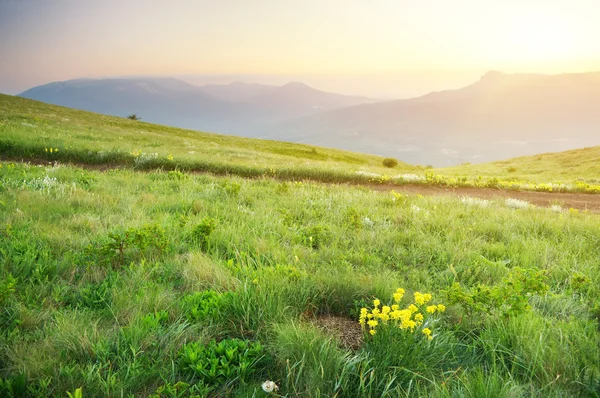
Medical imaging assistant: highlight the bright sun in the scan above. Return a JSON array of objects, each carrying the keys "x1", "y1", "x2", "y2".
[{"x1": 492, "y1": 11, "x2": 583, "y2": 68}]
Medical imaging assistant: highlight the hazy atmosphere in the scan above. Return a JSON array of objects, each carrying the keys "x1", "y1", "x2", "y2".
[{"x1": 2, "y1": 0, "x2": 600, "y2": 96}]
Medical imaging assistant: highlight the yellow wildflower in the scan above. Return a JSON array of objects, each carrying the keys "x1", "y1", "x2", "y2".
[
  {"x1": 414, "y1": 313, "x2": 424, "y2": 322},
  {"x1": 367, "y1": 320, "x2": 378, "y2": 328},
  {"x1": 402, "y1": 319, "x2": 417, "y2": 330},
  {"x1": 391, "y1": 304, "x2": 399, "y2": 311},
  {"x1": 373, "y1": 299, "x2": 381, "y2": 308},
  {"x1": 426, "y1": 305, "x2": 437, "y2": 314},
  {"x1": 382, "y1": 306, "x2": 391, "y2": 314},
  {"x1": 393, "y1": 288, "x2": 405, "y2": 302},
  {"x1": 422, "y1": 328, "x2": 433, "y2": 340},
  {"x1": 414, "y1": 292, "x2": 425, "y2": 305},
  {"x1": 167, "y1": 154, "x2": 174, "y2": 161},
  {"x1": 369, "y1": 329, "x2": 376, "y2": 336},
  {"x1": 408, "y1": 304, "x2": 418, "y2": 313},
  {"x1": 436, "y1": 304, "x2": 446, "y2": 313}
]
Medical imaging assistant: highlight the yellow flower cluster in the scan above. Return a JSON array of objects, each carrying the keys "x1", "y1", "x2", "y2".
[
  {"x1": 44, "y1": 147, "x2": 59, "y2": 153},
  {"x1": 359, "y1": 288, "x2": 445, "y2": 340}
]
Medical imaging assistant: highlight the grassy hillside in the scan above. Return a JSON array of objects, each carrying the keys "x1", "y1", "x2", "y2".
[
  {"x1": 2, "y1": 94, "x2": 600, "y2": 195},
  {"x1": 439, "y1": 146, "x2": 600, "y2": 183},
  {"x1": 1, "y1": 161, "x2": 599, "y2": 397},
  {"x1": 0, "y1": 94, "x2": 413, "y2": 183}
]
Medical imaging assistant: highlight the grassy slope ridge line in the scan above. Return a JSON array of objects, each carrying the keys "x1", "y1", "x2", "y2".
[
  {"x1": 0, "y1": 93, "x2": 416, "y2": 185},
  {"x1": 441, "y1": 146, "x2": 600, "y2": 183},
  {"x1": 2, "y1": 93, "x2": 600, "y2": 194}
]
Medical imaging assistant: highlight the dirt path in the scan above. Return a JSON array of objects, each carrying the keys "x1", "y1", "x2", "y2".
[
  {"x1": 369, "y1": 183, "x2": 600, "y2": 212},
  {"x1": 7, "y1": 157, "x2": 600, "y2": 213}
]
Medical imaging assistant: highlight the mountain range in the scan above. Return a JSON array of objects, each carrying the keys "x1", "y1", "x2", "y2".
[
  {"x1": 19, "y1": 71, "x2": 600, "y2": 166},
  {"x1": 19, "y1": 78, "x2": 377, "y2": 136}
]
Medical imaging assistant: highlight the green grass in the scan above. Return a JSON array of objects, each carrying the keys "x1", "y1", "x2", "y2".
[
  {"x1": 439, "y1": 146, "x2": 600, "y2": 183},
  {"x1": 0, "y1": 94, "x2": 414, "y2": 184},
  {"x1": 1, "y1": 161, "x2": 599, "y2": 397}
]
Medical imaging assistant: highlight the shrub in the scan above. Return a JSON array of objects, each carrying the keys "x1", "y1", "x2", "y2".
[
  {"x1": 189, "y1": 218, "x2": 216, "y2": 251},
  {"x1": 98, "y1": 225, "x2": 169, "y2": 268},
  {"x1": 179, "y1": 339, "x2": 264, "y2": 386},
  {"x1": 446, "y1": 267, "x2": 549, "y2": 320},
  {"x1": 382, "y1": 157, "x2": 399, "y2": 168},
  {"x1": 126, "y1": 113, "x2": 141, "y2": 120},
  {"x1": 300, "y1": 224, "x2": 330, "y2": 249}
]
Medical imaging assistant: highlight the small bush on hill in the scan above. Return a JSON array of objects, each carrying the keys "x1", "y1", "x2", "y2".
[
  {"x1": 126, "y1": 113, "x2": 141, "y2": 120},
  {"x1": 382, "y1": 157, "x2": 399, "y2": 168}
]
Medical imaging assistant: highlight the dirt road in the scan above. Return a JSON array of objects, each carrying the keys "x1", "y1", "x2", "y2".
[{"x1": 370, "y1": 183, "x2": 600, "y2": 212}]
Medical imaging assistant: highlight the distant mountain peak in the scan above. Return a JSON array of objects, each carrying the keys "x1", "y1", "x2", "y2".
[
  {"x1": 281, "y1": 82, "x2": 312, "y2": 89},
  {"x1": 481, "y1": 70, "x2": 505, "y2": 80}
]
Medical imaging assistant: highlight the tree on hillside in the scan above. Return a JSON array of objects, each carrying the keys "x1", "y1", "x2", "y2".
[{"x1": 127, "y1": 113, "x2": 141, "y2": 121}]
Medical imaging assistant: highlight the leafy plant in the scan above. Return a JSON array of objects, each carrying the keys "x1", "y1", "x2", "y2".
[
  {"x1": 98, "y1": 224, "x2": 169, "y2": 268},
  {"x1": 179, "y1": 339, "x2": 264, "y2": 386},
  {"x1": 149, "y1": 381, "x2": 210, "y2": 398},
  {"x1": 67, "y1": 387, "x2": 83, "y2": 398},
  {"x1": 0, "y1": 374, "x2": 27, "y2": 398},
  {"x1": 126, "y1": 113, "x2": 141, "y2": 120},
  {"x1": 189, "y1": 218, "x2": 216, "y2": 250},
  {"x1": 0, "y1": 273, "x2": 16, "y2": 306},
  {"x1": 300, "y1": 224, "x2": 330, "y2": 249},
  {"x1": 181, "y1": 290, "x2": 233, "y2": 322},
  {"x1": 167, "y1": 170, "x2": 188, "y2": 181},
  {"x1": 446, "y1": 267, "x2": 549, "y2": 320}
]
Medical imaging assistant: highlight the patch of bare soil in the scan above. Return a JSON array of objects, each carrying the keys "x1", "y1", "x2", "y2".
[
  {"x1": 314, "y1": 315, "x2": 363, "y2": 350},
  {"x1": 370, "y1": 183, "x2": 600, "y2": 213}
]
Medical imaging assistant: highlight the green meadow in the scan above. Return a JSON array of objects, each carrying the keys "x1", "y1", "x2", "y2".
[
  {"x1": 1, "y1": 161, "x2": 600, "y2": 397},
  {"x1": 439, "y1": 146, "x2": 600, "y2": 184},
  {"x1": 1, "y1": 95, "x2": 600, "y2": 397}
]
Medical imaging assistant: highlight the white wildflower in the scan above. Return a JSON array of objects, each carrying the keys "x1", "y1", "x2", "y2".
[
  {"x1": 505, "y1": 198, "x2": 530, "y2": 209},
  {"x1": 549, "y1": 204, "x2": 563, "y2": 213},
  {"x1": 461, "y1": 196, "x2": 490, "y2": 208},
  {"x1": 396, "y1": 173, "x2": 426, "y2": 183},
  {"x1": 261, "y1": 380, "x2": 279, "y2": 393},
  {"x1": 362, "y1": 216, "x2": 374, "y2": 228},
  {"x1": 134, "y1": 152, "x2": 159, "y2": 166},
  {"x1": 355, "y1": 170, "x2": 380, "y2": 178}
]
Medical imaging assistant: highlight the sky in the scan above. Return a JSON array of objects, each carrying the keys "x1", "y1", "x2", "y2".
[{"x1": 1, "y1": 0, "x2": 600, "y2": 97}]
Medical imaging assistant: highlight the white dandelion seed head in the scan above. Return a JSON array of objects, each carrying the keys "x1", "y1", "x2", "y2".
[{"x1": 261, "y1": 380, "x2": 279, "y2": 393}]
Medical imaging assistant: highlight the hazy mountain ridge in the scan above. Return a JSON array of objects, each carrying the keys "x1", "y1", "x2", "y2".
[
  {"x1": 18, "y1": 71, "x2": 600, "y2": 166},
  {"x1": 264, "y1": 71, "x2": 600, "y2": 165},
  {"x1": 19, "y1": 77, "x2": 376, "y2": 135}
]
